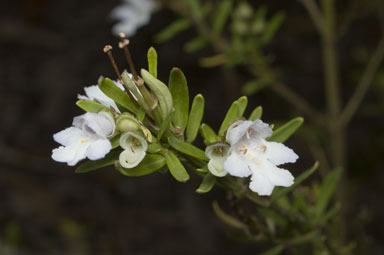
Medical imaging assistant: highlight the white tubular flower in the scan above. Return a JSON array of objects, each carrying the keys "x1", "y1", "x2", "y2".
[
  {"x1": 52, "y1": 112, "x2": 115, "y2": 166},
  {"x1": 119, "y1": 132, "x2": 148, "y2": 168},
  {"x1": 205, "y1": 143, "x2": 230, "y2": 177},
  {"x1": 78, "y1": 80, "x2": 125, "y2": 113},
  {"x1": 110, "y1": 0, "x2": 158, "y2": 37},
  {"x1": 224, "y1": 120, "x2": 298, "y2": 196}
]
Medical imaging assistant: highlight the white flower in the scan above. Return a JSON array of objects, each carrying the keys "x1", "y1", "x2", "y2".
[
  {"x1": 78, "y1": 81, "x2": 125, "y2": 113},
  {"x1": 205, "y1": 143, "x2": 230, "y2": 177},
  {"x1": 52, "y1": 112, "x2": 115, "y2": 166},
  {"x1": 224, "y1": 119, "x2": 298, "y2": 196},
  {"x1": 119, "y1": 132, "x2": 148, "y2": 168},
  {"x1": 110, "y1": 0, "x2": 158, "y2": 37}
]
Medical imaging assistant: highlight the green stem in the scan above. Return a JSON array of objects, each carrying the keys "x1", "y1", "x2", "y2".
[{"x1": 341, "y1": 37, "x2": 384, "y2": 126}]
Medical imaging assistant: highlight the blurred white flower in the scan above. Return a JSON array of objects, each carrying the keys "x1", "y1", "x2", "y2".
[
  {"x1": 205, "y1": 143, "x2": 230, "y2": 177},
  {"x1": 110, "y1": 0, "x2": 158, "y2": 37},
  {"x1": 78, "y1": 81, "x2": 125, "y2": 113},
  {"x1": 52, "y1": 112, "x2": 115, "y2": 166},
  {"x1": 224, "y1": 119, "x2": 298, "y2": 196},
  {"x1": 119, "y1": 132, "x2": 148, "y2": 168}
]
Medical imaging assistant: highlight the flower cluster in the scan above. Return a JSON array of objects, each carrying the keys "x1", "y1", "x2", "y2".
[{"x1": 52, "y1": 46, "x2": 299, "y2": 197}]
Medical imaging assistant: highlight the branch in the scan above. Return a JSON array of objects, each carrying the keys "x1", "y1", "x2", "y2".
[
  {"x1": 298, "y1": 0, "x2": 325, "y2": 35},
  {"x1": 341, "y1": 37, "x2": 384, "y2": 125}
]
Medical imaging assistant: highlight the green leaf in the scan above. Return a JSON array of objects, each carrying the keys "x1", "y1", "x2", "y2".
[
  {"x1": 184, "y1": 36, "x2": 208, "y2": 53},
  {"x1": 121, "y1": 72, "x2": 147, "y2": 110},
  {"x1": 168, "y1": 137, "x2": 208, "y2": 161},
  {"x1": 260, "y1": 245, "x2": 284, "y2": 255},
  {"x1": 147, "y1": 47, "x2": 158, "y2": 78},
  {"x1": 200, "y1": 123, "x2": 219, "y2": 144},
  {"x1": 271, "y1": 162, "x2": 319, "y2": 203},
  {"x1": 76, "y1": 99, "x2": 109, "y2": 113},
  {"x1": 157, "y1": 109, "x2": 174, "y2": 141},
  {"x1": 267, "y1": 117, "x2": 304, "y2": 143},
  {"x1": 261, "y1": 11, "x2": 285, "y2": 45},
  {"x1": 212, "y1": 0, "x2": 233, "y2": 34},
  {"x1": 196, "y1": 172, "x2": 216, "y2": 194},
  {"x1": 165, "y1": 151, "x2": 190, "y2": 182},
  {"x1": 116, "y1": 153, "x2": 166, "y2": 176},
  {"x1": 141, "y1": 69, "x2": 173, "y2": 122},
  {"x1": 110, "y1": 135, "x2": 121, "y2": 149},
  {"x1": 169, "y1": 68, "x2": 189, "y2": 132},
  {"x1": 236, "y1": 96, "x2": 248, "y2": 116},
  {"x1": 315, "y1": 168, "x2": 342, "y2": 219},
  {"x1": 212, "y1": 201, "x2": 247, "y2": 229},
  {"x1": 186, "y1": 94, "x2": 205, "y2": 143},
  {"x1": 218, "y1": 101, "x2": 239, "y2": 137},
  {"x1": 155, "y1": 19, "x2": 190, "y2": 43},
  {"x1": 242, "y1": 79, "x2": 268, "y2": 95},
  {"x1": 75, "y1": 151, "x2": 120, "y2": 173},
  {"x1": 99, "y1": 78, "x2": 138, "y2": 114},
  {"x1": 249, "y1": 106, "x2": 263, "y2": 121}
]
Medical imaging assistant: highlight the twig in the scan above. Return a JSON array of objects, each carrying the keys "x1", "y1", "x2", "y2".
[
  {"x1": 341, "y1": 37, "x2": 384, "y2": 125},
  {"x1": 298, "y1": 0, "x2": 325, "y2": 34}
]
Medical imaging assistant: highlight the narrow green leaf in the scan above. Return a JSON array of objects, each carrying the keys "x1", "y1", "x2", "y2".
[
  {"x1": 200, "y1": 123, "x2": 219, "y2": 144},
  {"x1": 99, "y1": 78, "x2": 138, "y2": 114},
  {"x1": 315, "y1": 168, "x2": 342, "y2": 219},
  {"x1": 155, "y1": 19, "x2": 191, "y2": 43},
  {"x1": 157, "y1": 109, "x2": 174, "y2": 141},
  {"x1": 236, "y1": 96, "x2": 248, "y2": 116},
  {"x1": 147, "y1": 142, "x2": 163, "y2": 154},
  {"x1": 267, "y1": 117, "x2": 304, "y2": 143},
  {"x1": 196, "y1": 172, "x2": 216, "y2": 194},
  {"x1": 165, "y1": 151, "x2": 190, "y2": 182},
  {"x1": 169, "y1": 68, "x2": 189, "y2": 132},
  {"x1": 75, "y1": 151, "x2": 120, "y2": 173},
  {"x1": 261, "y1": 11, "x2": 285, "y2": 45},
  {"x1": 212, "y1": 0, "x2": 233, "y2": 35},
  {"x1": 168, "y1": 137, "x2": 208, "y2": 161},
  {"x1": 186, "y1": 94, "x2": 205, "y2": 143},
  {"x1": 110, "y1": 135, "x2": 121, "y2": 149},
  {"x1": 184, "y1": 36, "x2": 208, "y2": 53},
  {"x1": 212, "y1": 201, "x2": 247, "y2": 229},
  {"x1": 242, "y1": 79, "x2": 268, "y2": 95},
  {"x1": 271, "y1": 162, "x2": 319, "y2": 203},
  {"x1": 249, "y1": 106, "x2": 263, "y2": 121},
  {"x1": 260, "y1": 245, "x2": 284, "y2": 255},
  {"x1": 218, "y1": 101, "x2": 239, "y2": 137},
  {"x1": 116, "y1": 153, "x2": 166, "y2": 177},
  {"x1": 76, "y1": 99, "x2": 109, "y2": 113},
  {"x1": 147, "y1": 47, "x2": 158, "y2": 78},
  {"x1": 141, "y1": 69, "x2": 173, "y2": 121}
]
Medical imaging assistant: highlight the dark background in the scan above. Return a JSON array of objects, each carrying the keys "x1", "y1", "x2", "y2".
[{"x1": 0, "y1": 0, "x2": 383, "y2": 254}]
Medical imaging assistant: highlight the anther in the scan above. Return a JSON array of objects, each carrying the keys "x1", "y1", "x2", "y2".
[
  {"x1": 119, "y1": 33, "x2": 138, "y2": 81},
  {"x1": 103, "y1": 45, "x2": 122, "y2": 81}
]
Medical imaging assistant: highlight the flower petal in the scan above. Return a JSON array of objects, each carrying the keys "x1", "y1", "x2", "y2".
[
  {"x1": 53, "y1": 127, "x2": 84, "y2": 146},
  {"x1": 224, "y1": 152, "x2": 252, "y2": 178},
  {"x1": 87, "y1": 138, "x2": 112, "y2": 160},
  {"x1": 79, "y1": 85, "x2": 120, "y2": 112},
  {"x1": 52, "y1": 141, "x2": 89, "y2": 166},
  {"x1": 73, "y1": 113, "x2": 114, "y2": 138},
  {"x1": 119, "y1": 132, "x2": 148, "y2": 151},
  {"x1": 249, "y1": 119, "x2": 273, "y2": 139},
  {"x1": 249, "y1": 171, "x2": 275, "y2": 196},
  {"x1": 264, "y1": 141, "x2": 298, "y2": 165},
  {"x1": 208, "y1": 160, "x2": 228, "y2": 177},
  {"x1": 226, "y1": 120, "x2": 253, "y2": 145},
  {"x1": 261, "y1": 160, "x2": 294, "y2": 187},
  {"x1": 119, "y1": 148, "x2": 146, "y2": 168}
]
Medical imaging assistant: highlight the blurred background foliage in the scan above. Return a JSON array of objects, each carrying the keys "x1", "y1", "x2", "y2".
[{"x1": 0, "y1": 0, "x2": 383, "y2": 254}]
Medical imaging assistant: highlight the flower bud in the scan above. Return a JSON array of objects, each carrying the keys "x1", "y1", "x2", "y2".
[
  {"x1": 116, "y1": 113, "x2": 140, "y2": 133},
  {"x1": 119, "y1": 132, "x2": 148, "y2": 168},
  {"x1": 205, "y1": 143, "x2": 230, "y2": 177}
]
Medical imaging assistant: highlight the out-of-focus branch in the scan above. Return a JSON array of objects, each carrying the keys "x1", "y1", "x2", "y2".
[
  {"x1": 341, "y1": 37, "x2": 384, "y2": 126},
  {"x1": 298, "y1": 0, "x2": 325, "y2": 34}
]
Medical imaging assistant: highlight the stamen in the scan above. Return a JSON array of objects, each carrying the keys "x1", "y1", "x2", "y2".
[
  {"x1": 119, "y1": 33, "x2": 138, "y2": 81},
  {"x1": 103, "y1": 45, "x2": 122, "y2": 81}
]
